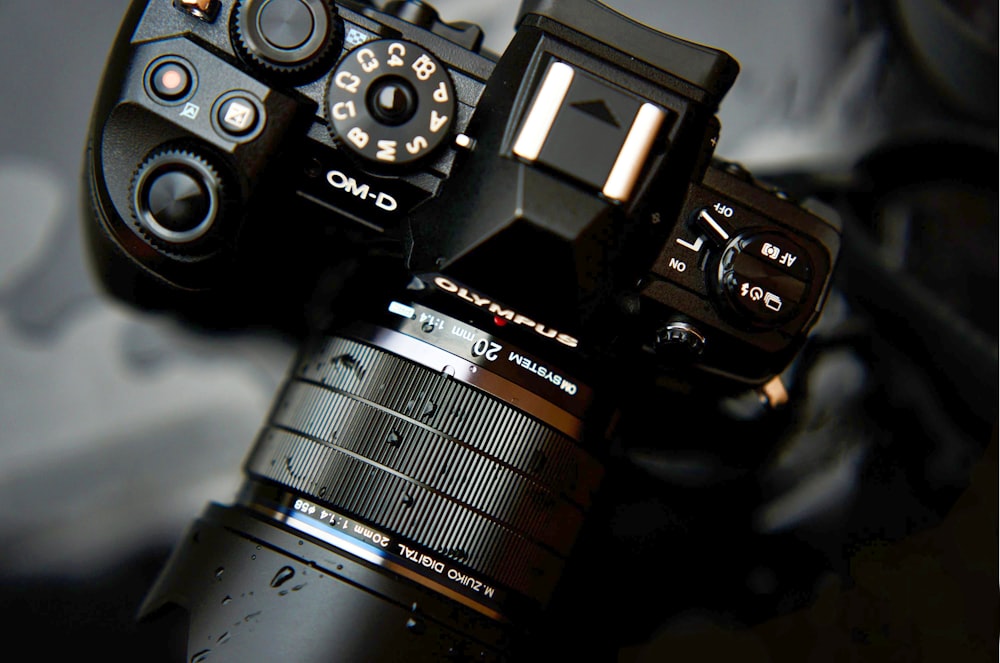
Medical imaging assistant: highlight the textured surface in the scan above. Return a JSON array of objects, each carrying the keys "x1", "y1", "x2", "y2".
[{"x1": 0, "y1": 1, "x2": 995, "y2": 661}]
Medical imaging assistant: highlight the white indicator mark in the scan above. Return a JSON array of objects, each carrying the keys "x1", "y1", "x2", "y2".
[
  {"x1": 676, "y1": 236, "x2": 705, "y2": 253},
  {"x1": 388, "y1": 301, "x2": 416, "y2": 319},
  {"x1": 603, "y1": 103, "x2": 667, "y2": 202},
  {"x1": 513, "y1": 61, "x2": 575, "y2": 162},
  {"x1": 699, "y1": 210, "x2": 730, "y2": 241}
]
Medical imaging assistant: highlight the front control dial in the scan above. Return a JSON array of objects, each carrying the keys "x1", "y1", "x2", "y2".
[
  {"x1": 232, "y1": 0, "x2": 341, "y2": 79},
  {"x1": 327, "y1": 39, "x2": 456, "y2": 167},
  {"x1": 131, "y1": 149, "x2": 224, "y2": 249}
]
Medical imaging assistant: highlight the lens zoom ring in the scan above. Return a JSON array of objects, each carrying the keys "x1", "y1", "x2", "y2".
[{"x1": 295, "y1": 336, "x2": 603, "y2": 506}]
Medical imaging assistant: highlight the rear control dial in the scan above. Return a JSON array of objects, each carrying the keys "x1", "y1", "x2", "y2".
[
  {"x1": 132, "y1": 150, "x2": 222, "y2": 246},
  {"x1": 718, "y1": 230, "x2": 814, "y2": 328},
  {"x1": 327, "y1": 39, "x2": 455, "y2": 167},
  {"x1": 232, "y1": 0, "x2": 340, "y2": 79}
]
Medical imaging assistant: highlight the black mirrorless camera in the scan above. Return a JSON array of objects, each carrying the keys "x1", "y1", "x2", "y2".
[{"x1": 83, "y1": 0, "x2": 842, "y2": 660}]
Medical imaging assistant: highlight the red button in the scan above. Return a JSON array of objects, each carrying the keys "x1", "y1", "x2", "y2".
[{"x1": 150, "y1": 62, "x2": 192, "y2": 101}]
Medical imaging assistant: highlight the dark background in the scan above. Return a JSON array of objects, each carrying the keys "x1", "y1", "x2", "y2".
[{"x1": 0, "y1": 0, "x2": 996, "y2": 660}]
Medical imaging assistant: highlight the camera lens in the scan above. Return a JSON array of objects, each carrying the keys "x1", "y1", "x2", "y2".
[
  {"x1": 244, "y1": 326, "x2": 600, "y2": 606},
  {"x1": 367, "y1": 76, "x2": 419, "y2": 126},
  {"x1": 140, "y1": 301, "x2": 606, "y2": 660}
]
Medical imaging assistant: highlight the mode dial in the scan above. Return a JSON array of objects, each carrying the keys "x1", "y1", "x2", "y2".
[
  {"x1": 232, "y1": 0, "x2": 341, "y2": 80},
  {"x1": 327, "y1": 39, "x2": 456, "y2": 167}
]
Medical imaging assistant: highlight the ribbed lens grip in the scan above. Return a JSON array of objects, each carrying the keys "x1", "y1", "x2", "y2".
[{"x1": 244, "y1": 334, "x2": 603, "y2": 602}]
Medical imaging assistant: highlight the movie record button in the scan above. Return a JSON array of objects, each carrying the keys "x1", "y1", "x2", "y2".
[{"x1": 145, "y1": 57, "x2": 196, "y2": 104}]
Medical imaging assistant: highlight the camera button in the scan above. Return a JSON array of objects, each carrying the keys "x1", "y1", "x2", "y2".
[
  {"x1": 232, "y1": 0, "x2": 340, "y2": 79},
  {"x1": 148, "y1": 59, "x2": 194, "y2": 103},
  {"x1": 258, "y1": 0, "x2": 315, "y2": 50},
  {"x1": 213, "y1": 92, "x2": 265, "y2": 139}
]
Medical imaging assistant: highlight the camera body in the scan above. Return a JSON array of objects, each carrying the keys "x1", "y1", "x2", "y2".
[
  {"x1": 83, "y1": 0, "x2": 841, "y2": 660},
  {"x1": 84, "y1": 0, "x2": 839, "y2": 388}
]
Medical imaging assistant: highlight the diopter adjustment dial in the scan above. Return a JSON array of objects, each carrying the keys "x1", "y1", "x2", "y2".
[
  {"x1": 130, "y1": 148, "x2": 225, "y2": 252},
  {"x1": 326, "y1": 39, "x2": 456, "y2": 167},
  {"x1": 232, "y1": 0, "x2": 341, "y2": 80}
]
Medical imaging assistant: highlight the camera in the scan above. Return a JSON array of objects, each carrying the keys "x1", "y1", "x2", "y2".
[{"x1": 82, "y1": 0, "x2": 841, "y2": 660}]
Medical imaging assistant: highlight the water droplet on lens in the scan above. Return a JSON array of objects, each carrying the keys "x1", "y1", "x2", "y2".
[
  {"x1": 191, "y1": 650, "x2": 211, "y2": 662},
  {"x1": 332, "y1": 354, "x2": 366, "y2": 379},
  {"x1": 279, "y1": 589, "x2": 289, "y2": 596},
  {"x1": 292, "y1": 584, "x2": 305, "y2": 592},
  {"x1": 244, "y1": 611, "x2": 261, "y2": 622},
  {"x1": 422, "y1": 322, "x2": 435, "y2": 333},
  {"x1": 221, "y1": 596, "x2": 232, "y2": 606},
  {"x1": 217, "y1": 632, "x2": 231, "y2": 645},
  {"x1": 468, "y1": 365, "x2": 477, "y2": 373},
  {"x1": 406, "y1": 617, "x2": 426, "y2": 634},
  {"x1": 251, "y1": 554, "x2": 256, "y2": 560},
  {"x1": 336, "y1": 564, "x2": 344, "y2": 570},
  {"x1": 214, "y1": 567, "x2": 224, "y2": 580},
  {"x1": 318, "y1": 486, "x2": 328, "y2": 496},
  {"x1": 271, "y1": 566, "x2": 296, "y2": 588},
  {"x1": 421, "y1": 400, "x2": 437, "y2": 420},
  {"x1": 442, "y1": 365, "x2": 456, "y2": 377},
  {"x1": 402, "y1": 493, "x2": 416, "y2": 508},
  {"x1": 386, "y1": 431, "x2": 403, "y2": 447}
]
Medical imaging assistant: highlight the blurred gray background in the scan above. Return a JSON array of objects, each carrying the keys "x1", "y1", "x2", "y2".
[{"x1": 0, "y1": 0, "x2": 995, "y2": 661}]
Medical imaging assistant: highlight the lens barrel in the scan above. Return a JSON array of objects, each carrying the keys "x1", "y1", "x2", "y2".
[{"x1": 140, "y1": 302, "x2": 607, "y2": 661}]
